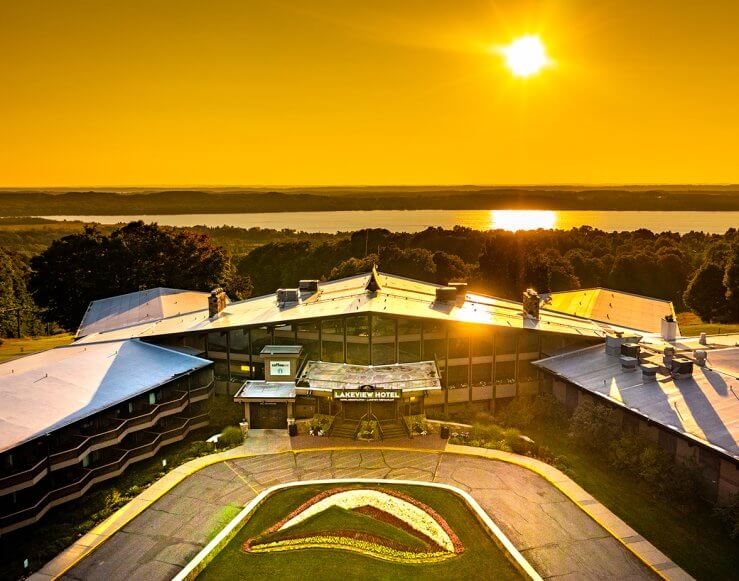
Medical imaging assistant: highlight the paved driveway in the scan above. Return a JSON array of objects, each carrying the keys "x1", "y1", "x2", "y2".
[{"x1": 62, "y1": 450, "x2": 652, "y2": 580}]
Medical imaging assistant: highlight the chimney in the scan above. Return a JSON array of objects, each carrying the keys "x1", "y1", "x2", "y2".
[
  {"x1": 435, "y1": 287, "x2": 457, "y2": 302},
  {"x1": 208, "y1": 288, "x2": 227, "y2": 318},
  {"x1": 522, "y1": 289, "x2": 540, "y2": 319},
  {"x1": 661, "y1": 314, "x2": 678, "y2": 341},
  {"x1": 299, "y1": 280, "x2": 319, "y2": 293},
  {"x1": 663, "y1": 346, "x2": 675, "y2": 368}
]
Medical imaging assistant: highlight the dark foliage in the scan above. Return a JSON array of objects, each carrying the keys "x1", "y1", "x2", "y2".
[
  {"x1": 29, "y1": 222, "x2": 251, "y2": 330},
  {"x1": 0, "y1": 247, "x2": 46, "y2": 337}
]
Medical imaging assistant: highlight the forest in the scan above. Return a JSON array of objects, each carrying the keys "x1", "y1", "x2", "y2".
[
  {"x1": 2, "y1": 187, "x2": 739, "y2": 215},
  {"x1": 1, "y1": 220, "x2": 738, "y2": 338}
]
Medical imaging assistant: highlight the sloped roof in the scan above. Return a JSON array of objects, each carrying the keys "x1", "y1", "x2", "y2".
[
  {"x1": 77, "y1": 287, "x2": 216, "y2": 338},
  {"x1": 76, "y1": 272, "x2": 638, "y2": 345},
  {"x1": 544, "y1": 288, "x2": 677, "y2": 335},
  {"x1": 0, "y1": 340, "x2": 211, "y2": 452},
  {"x1": 534, "y1": 344, "x2": 739, "y2": 461}
]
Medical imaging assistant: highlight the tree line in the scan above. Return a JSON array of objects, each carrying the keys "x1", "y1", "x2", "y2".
[{"x1": 1, "y1": 222, "x2": 737, "y2": 338}]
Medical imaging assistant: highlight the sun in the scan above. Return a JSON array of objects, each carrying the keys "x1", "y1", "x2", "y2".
[{"x1": 501, "y1": 35, "x2": 549, "y2": 77}]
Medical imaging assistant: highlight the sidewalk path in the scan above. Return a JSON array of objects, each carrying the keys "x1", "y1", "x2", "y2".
[{"x1": 30, "y1": 435, "x2": 690, "y2": 581}]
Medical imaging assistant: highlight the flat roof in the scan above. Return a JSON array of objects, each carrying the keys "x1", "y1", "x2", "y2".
[
  {"x1": 534, "y1": 343, "x2": 739, "y2": 461},
  {"x1": 0, "y1": 340, "x2": 212, "y2": 453},
  {"x1": 260, "y1": 345, "x2": 303, "y2": 355},
  {"x1": 545, "y1": 288, "x2": 677, "y2": 335},
  {"x1": 74, "y1": 272, "x2": 663, "y2": 346},
  {"x1": 77, "y1": 287, "x2": 215, "y2": 338},
  {"x1": 234, "y1": 381, "x2": 296, "y2": 400},
  {"x1": 299, "y1": 360, "x2": 441, "y2": 393}
]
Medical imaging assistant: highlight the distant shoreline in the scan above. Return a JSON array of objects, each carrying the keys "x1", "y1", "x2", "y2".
[{"x1": 1, "y1": 188, "x2": 738, "y2": 215}]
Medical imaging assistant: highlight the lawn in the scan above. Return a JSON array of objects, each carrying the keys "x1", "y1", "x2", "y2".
[
  {"x1": 0, "y1": 333, "x2": 74, "y2": 363},
  {"x1": 197, "y1": 483, "x2": 523, "y2": 581},
  {"x1": 676, "y1": 311, "x2": 739, "y2": 336},
  {"x1": 524, "y1": 423, "x2": 739, "y2": 580}
]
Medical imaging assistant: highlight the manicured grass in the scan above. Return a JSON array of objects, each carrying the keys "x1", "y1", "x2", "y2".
[
  {"x1": 0, "y1": 333, "x2": 74, "y2": 363},
  {"x1": 676, "y1": 311, "x2": 739, "y2": 336},
  {"x1": 524, "y1": 424, "x2": 739, "y2": 580},
  {"x1": 198, "y1": 484, "x2": 523, "y2": 581}
]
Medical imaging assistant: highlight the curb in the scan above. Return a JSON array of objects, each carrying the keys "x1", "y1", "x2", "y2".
[{"x1": 32, "y1": 444, "x2": 691, "y2": 581}]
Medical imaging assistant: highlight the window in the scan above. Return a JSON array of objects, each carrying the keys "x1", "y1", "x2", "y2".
[
  {"x1": 471, "y1": 328, "x2": 493, "y2": 357},
  {"x1": 346, "y1": 315, "x2": 370, "y2": 365},
  {"x1": 296, "y1": 321, "x2": 320, "y2": 361},
  {"x1": 148, "y1": 392, "x2": 157, "y2": 405},
  {"x1": 471, "y1": 362, "x2": 492, "y2": 384},
  {"x1": 448, "y1": 325, "x2": 470, "y2": 360},
  {"x1": 518, "y1": 361, "x2": 538, "y2": 383},
  {"x1": 518, "y1": 331, "x2": 540, "y2": 355},
  {"x1": 229, "y1": 328, "x2": 249, "y2": 355},
  {"x1": 321, "y1": 319, "x2": 344, "y2": 363},
  {"x1": 207, "y1": 331, "x2": 228, "y2": 355},
  {"x1": 495, "y1": 330, "x2": 517, "y2": 355},
  {"x1": 398, "y1": 317, "x2": 422, "y2": 363},
  {"x1": 371, "y1": 315, "x2": 396, "y2": 365},
  {"x1": 495, "y1": 361, "x2": 516, "y2": 384},
  {"x1": 273, "y1": 324, "x2": 296, "y2": 345},
  {"x1": 447, "y1": 364, "x2": 469, "y2": 388},
  {"x1": 250, "y1": 326, "x2": 272, "y2": 355},
  {"x1": 423, "y1": 321, "x2": 447, "y2": 364}
]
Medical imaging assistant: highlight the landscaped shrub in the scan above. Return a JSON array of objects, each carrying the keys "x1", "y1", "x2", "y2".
[
  {"x1": 219, "y1": 425, "x2": 244, "y2": 448},
  {"x1": 659, "y1": 459, "x2": 701, "y2": 502},
  {"x1": 189, "y1": 440, "x2": 215, "y2": 457},
  {"x1": 497, "y1": 396, "x2": 536, "y2": 427},
  {"x1": 568, "y1": 399, "x2": 620, "y2": 450},
  {"x1": 714, "y1": 492, "x2": 739, "y2": 539},
  {"x1": 609, "y1": 434, "x2": 644, "y2": 472},
  {"x1": 637, "y1": 445, "x2": 672, "y2": 484},
  {"x1": 472, "y1": 422, "x2": 504, "y2": 443},
  {"x1": 497, "y1": 394, "x2": 569, "y2": 429}
]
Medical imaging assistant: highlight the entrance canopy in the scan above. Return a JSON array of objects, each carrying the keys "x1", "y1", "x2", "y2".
[
  {"x1": 234, "y1": 381, "x2": 296, "y2": 402},
  {"x1": 298, "y1": 361, "x2": 441, "y2": 394}
]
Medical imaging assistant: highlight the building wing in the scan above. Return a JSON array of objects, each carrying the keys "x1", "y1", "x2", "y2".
[
  {"x1": 544, "y1": 288, "x2": 677, "y2": 335},
  {"x1": 0, "y1": 340, "x2": 212, "y2": 452}
]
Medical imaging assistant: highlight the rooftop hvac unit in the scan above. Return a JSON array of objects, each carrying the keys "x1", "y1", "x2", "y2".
[
  {"x1": 277, "y1": 288, "x2": 301, "y2": 304},
  {"x1": 640, "y1": 363, "x2": 659, "y2": 381},
  {"x1": 620, "y1": 355, "x2": 638, "y2": 371},
  {"x1": 694, "y1": 349, "x2": 708, "y2": 367},
  {"x1": 621, "y1": 342, "x2": 640, "y2": 358},
  {"x1": 299, "y1": 279, "x2": 319, "y2": 293},
  {"x1": 435, "y1": 287, "x2": 458, "y2": 302},
  {"x1": 671, "y1": 357, "x2": 693, "y2": 376}
]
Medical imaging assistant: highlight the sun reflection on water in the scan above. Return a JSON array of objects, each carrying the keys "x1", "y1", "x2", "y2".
[{"x1": 490, "y1": 210, "x2": 557, "y2": 231}]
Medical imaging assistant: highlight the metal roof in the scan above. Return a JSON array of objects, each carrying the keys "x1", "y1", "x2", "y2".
[
  {"x1": 299, "y1": 360, "x2": 442, "y2": 393},
  {"x1": 234, "y1": 381, "x2": 296, "y2": 400},
  {"x1": 77, "y1": 287, "x2": 215, "y2": 338},
  {"x1": 0, "y1": 340, "x2": 212, "y2": 453},
  {"x1": 75, "y1": 272, "x2": 651, "y2": 345},
  {"x1": 534, "y1": 343, "x2": 739, "y2": 461},
  {"x1": 260, "y1": 345, "x2": 303, "y2": 356},
  {"x1": 545, "y1": 288, "x2": 677, "y2": 335}
]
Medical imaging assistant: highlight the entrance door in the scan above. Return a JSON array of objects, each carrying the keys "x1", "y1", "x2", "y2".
[
  {"x1": 343, "y1": 402, "x2": 368, "y2": 420},
  {"x1": 249, "y1": 402, "x2": 288, "y2": 429}
]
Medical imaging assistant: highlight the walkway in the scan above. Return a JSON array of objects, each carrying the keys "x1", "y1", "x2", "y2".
[{"x1": 31, "y1": 433, "x2": 690, "y2": 581}]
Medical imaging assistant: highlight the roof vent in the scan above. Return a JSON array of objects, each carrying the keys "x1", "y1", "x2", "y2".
[
  {"x1": 448, "y1": 281, "x2": 468, "y2": 297},
  {"x1": 694, "y1": 349, "x2": 707, "y2": 367},
  {"x1": 699, "y1": 332, "x2": 707, "y2": 345},
  {"x1": 208, "y1": 288, "x2": 227, "y2": 318},
  {"x1": 522, "y1": 288, "x2": 540, "y2": 319},
  {"x1": 366, "y1": 265, "x2": 383, "y2": 293},
  {"x1": 299, "y1": 279, "x2": 319, "y2": 293},
  {"x1": 277, "y1": 288, "x2": 301, "y2": 304},
  {"x1": 435, "y1": 287, "x2": 457, "y2": 302},
  {"x1": 661, "y1": 315, "x2": 678, "y2": 341},
  {"x1": 671, "y1": 357, "x2": 693, "y2": 377},
  {"x1": 620, "y1": 355, "x2": 638, "y2": 371},
  {"x1": 621, "y1": 342, "x2": 640, "y2": 358},
  {"x1": 641, "y1": 363, "x2": 659, "y2": 381}
]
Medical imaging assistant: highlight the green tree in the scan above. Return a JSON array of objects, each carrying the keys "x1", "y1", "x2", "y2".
[
  {"x1": 723, "y1": 243, "x2": 739, "y2": 321},
  {"x1": 683, "y1": 262, "x2": 729, "y2": 322},
  {"x1": 0, "y1": 247, "x2": 45, "y2": 338},
  {"x1": 30, "y1": 222, "x2": 250, "y2": 331}
]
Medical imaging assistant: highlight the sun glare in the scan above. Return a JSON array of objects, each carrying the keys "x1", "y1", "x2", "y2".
[
  {"x1": 490, "y1": 210, "x2": 557, "y2": 231},
  {"x1": 501, "y1": 35, "x2": 549, "y2": 77}
]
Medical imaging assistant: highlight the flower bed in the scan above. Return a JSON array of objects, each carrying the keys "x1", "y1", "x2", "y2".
[
  {"x1": 308, "y1": 413, "x2": 334, "y2": 437},
  {"x1": 357, "y1": 419, "x2": 379, "y2": 441},
  {"x1": 242, "y1": 487, "x2": 463, "y2": 564},
  {"x1": 403, "y1": 414, "x2": 430, "y2": 436}
]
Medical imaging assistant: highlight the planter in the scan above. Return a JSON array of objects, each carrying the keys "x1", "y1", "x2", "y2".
[
  {"x1": 440, "y1": 426, "x2": 450, "y2": 440},
  {"x1": 288, "y1": 424, "x2": 298, "y2": 437}
]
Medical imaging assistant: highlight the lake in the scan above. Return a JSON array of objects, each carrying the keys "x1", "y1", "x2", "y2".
[{"x1": 38, "y1": 210, "x2": 738, "y2": 234}]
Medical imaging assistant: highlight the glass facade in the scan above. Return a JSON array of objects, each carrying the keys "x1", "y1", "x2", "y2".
[
  {"x1": 345, "y1": 315, "x2": 370, "y2": 365},
  {"x1": 371, "y1": 315, "x2": 396, "y2": 365},
  {"x1": 194, "y1": 313, "x2": 573, "y2": 397}
]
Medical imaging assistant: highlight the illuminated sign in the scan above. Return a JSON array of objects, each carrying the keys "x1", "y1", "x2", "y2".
[
  {"x1": 333, "y1": 389, "x2": 401, "y2": 401},
  {"x1": 270, "y1": 361, "x2": 291, "y2": 376}
]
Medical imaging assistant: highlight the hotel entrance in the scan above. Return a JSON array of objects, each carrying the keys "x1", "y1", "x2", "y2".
[{"x1": 340, "y1": 399, "x2": 398, "y2": 421}]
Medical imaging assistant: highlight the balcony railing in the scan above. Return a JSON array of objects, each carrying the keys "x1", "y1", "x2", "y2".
[
  {"x1": 0, "y1": 412, "x2": 210, "y2": 533},
  {"x1": 0, "y1": 379, "x2": 213, "y2": 494}
]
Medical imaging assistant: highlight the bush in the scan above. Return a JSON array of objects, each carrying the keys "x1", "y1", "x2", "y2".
[
  {"x1": 609, "y1": 434, "x2": 645, "y2": 472},
  {"x1": 537, "y1": 445, "x2": 555, "y2": 463},
  {"x1": 714, "y1": 493, "x2": 739, "y2": 539},
  {"x1": 497, "y1": 394, "x2": 569, "y2": 429},
  {"x1": 660, "y1": 459, "x2": 701, "y2": 502},
  {"x1": 188, "y1": 440, "x2": 215, "y2": 457},
  {"x1": 498, "y1": 397, "x2": 536, "y2": 428},
  {"x1": 472, "y1": 422, "x2": 504, "y2": 443},
  {"x1": 569, "y1": 399, "x2": 620, "y2": 450},
  {"x1": 218, "y1": 425, "x2": 244, "y2": 448},
  {"x1": 637, "y1": 445, "x2": 672, "y2": 484}
]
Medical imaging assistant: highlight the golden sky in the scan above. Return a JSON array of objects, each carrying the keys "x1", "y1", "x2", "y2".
[{"x1": 2, "y1": 0, "x2": 739, "y2": 186}]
